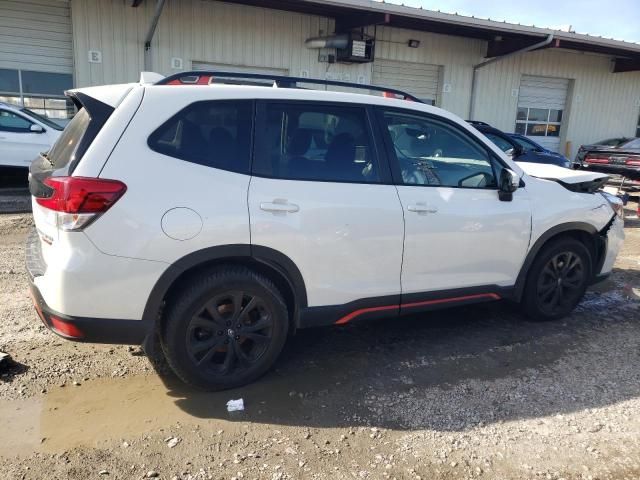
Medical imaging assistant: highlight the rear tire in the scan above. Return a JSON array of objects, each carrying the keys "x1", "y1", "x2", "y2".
[
  {"x1": 161, "y1": 267, "x2": 289, "y2": 390},
  {"x1": 521, "y1": 238, "x2": 592, "y2": 321}
]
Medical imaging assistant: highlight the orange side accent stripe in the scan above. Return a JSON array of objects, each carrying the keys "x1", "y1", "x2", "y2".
[
  {"x1": 334, "y1": 304, "x2": 398, "y2": 325},
  {"x1": 401, "y1": 293, "x2": 501, "y2": 309},
  {"x1": 334, "y1": 293, "x2": 501, "y2": 325}
]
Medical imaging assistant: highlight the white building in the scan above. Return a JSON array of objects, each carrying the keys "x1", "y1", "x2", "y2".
[{"x1": 1, "y1": 0, "x2": 639, "y2": 157}]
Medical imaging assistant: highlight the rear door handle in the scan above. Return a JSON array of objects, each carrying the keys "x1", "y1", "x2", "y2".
[
  {"x1": 407, "y1": 203, "x2": 438, "y2": 214},
  {"x1": 260, "y1": 200, "x2": 300, "y2": 214}
]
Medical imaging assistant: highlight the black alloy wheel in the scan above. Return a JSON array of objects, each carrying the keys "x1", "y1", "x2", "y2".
[
  {"x1": 536, "y1": 251, "x2": 586, "y2": 316},
  {"x1": 161, "y1": 268, "x2": 289, "y2": 390},
  {"x1": 521, "y1": 238, "x2": 592, "y2": 321},
  {"x1": 186, "y1": 291, "x2": 273, "y2": 374}
]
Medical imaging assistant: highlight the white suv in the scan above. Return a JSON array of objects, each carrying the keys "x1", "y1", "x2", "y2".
[
  {"x1": 27, "y1": 72, "x2": 624, "y2": 390},
  {"x1": 0, "y1": 102, "x2": 63, "y2": 169}
]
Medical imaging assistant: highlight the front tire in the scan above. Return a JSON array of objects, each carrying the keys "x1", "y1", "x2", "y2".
[
  {"x1": 161, "y1": 267, "x2": 289, "y2": 390},
  {"x1": 521, "y1": 238, "x2": 592, "y2": 321}
]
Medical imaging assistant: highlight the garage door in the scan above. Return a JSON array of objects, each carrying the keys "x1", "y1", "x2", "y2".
[
  {"x1": 373, "y1": 59, "x2": 441, "y2": 105},
  {"x1": 0, "y1": 0, "x2": 73, "y2": 120},
  {"x1": 191, "y1": 62, "x2": 288, "y2": 83},
  {"x1": 515, "y1": 75, "x2": 569, "y2": 153}
]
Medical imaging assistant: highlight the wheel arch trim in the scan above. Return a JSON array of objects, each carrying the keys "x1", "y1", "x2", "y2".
[
  {"x1": 514, "y1": 221, "x2": 602, "y2": 301},
  {"x1": 141, "y1": 244, "x2": 308, "y2": 324}
]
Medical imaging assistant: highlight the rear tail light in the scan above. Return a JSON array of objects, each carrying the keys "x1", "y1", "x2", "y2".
[
  {"x1": 585, "y1": 156, "x2": 610, "y2": 164},
  {"x1": 35, "y1": 176, "x2": 126, "y2": 231}
]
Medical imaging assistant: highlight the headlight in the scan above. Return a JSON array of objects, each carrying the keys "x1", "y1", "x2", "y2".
[{"x1": 600, "y1": 191, "x2": 624, "y2": 219}]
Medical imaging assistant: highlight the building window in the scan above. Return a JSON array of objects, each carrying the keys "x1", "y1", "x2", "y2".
[
  {"x1": 515, "y1": 107, "x2": 562, "y2": 137},
  {"x1": 0, "y1": 68, "x2": 74, "y2": 121}
]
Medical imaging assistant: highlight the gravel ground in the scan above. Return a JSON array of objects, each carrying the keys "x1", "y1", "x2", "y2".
[{"x1": 0, "y1": 204, "x2": 639, "y2": 480}]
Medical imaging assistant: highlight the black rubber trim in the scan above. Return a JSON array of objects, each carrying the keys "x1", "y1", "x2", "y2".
[
  {"x1": 298, "y1": 285, "x2": 511, "y2": 328},
  {"x1": 141, "y1": 244, "x2": 308, "y2": 324},
  {"x1": 25, "y1": 228, "x2": 46, "y2": 280},
  {"x1": 513, "y1": 221, "x2": 599, "y2": 301},
  {"x1": 29, "y1": 282, "x2": 151, "y2": 345},
  {"x1": 299, "y1": 294, "x2": 400, "y2": 328}
]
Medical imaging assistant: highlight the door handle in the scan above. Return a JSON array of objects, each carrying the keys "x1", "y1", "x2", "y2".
[
  {"x1": 407, "y1": 203, "x2": 438, "y2": 214},
  {"x1": 260, "y1": 200, "x2": 300, "y2": 213}
]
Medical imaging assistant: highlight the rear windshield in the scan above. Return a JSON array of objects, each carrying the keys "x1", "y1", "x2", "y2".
[
  {"x1": 47, "y1": 108, "x2": 90, "y2": 169},
  {"x1": 596, "y1": 138, "x2": 630, "y2": 147}
]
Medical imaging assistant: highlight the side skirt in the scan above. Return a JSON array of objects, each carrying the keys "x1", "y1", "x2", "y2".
[{"x1": 298, "y1": 285, "x2": 515, "y2": 328}]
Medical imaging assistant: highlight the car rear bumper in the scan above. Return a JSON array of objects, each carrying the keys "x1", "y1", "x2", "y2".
[
  {"x1": 25, "y1": 227, "x2": 161, "y2": 345},
  {"x1": 28, "y1": 281, "x2": 152, "y2": 344},
  {"x1": 579, "y1": 163, "x2": 640, "y2": 180}
]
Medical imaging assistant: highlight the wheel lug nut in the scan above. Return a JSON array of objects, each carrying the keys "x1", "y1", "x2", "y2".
[
  {"x1": 217, "y1": 330, "x2": 223, "y2": 335},
  {"x1": 235, "y1": 335, "x2": 240, "y2": 340},
  {"x1": 236, "y1": 324, "x2": 241, "y2": 329},
  {"x1": 226, "y1": 321, "x2": 231, "y2": 326}
]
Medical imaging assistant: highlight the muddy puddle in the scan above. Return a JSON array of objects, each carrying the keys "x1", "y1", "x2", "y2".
[{"x1": 0, "y1": 372, "x2": 314, "y2": 457}]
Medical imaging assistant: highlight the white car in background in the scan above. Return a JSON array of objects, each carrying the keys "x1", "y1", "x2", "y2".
[{"x1": 0, "y1": 102, "x2": 63, "y2": 169}]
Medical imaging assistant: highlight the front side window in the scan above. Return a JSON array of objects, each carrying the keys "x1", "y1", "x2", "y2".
[
  {"x1": 253, "y1": 102, "x2": 379, "y2": 183},
  {"x1": 148, "y1": 100, "x2": 253, "y2": 173},
  {"x1": 0, "y1": 109, "x2": 33, "y2": 132},
  {"x1": 515, "y1": 107, "x2": 562, "y2": 137},
  {"x1": 380, "y1": 109, "x2": 497, "y2": 189},
  {"x1": 636, "y1": 112, "x2": 640, "y2": 138}
]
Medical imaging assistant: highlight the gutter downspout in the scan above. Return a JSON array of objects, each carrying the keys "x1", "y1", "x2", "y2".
[
  {"x1": 468, "y1": 34, "x2": 554, "y2": 120},
  {"x1": 143, "y1": 0, "x2": 167, "y2": 71}
]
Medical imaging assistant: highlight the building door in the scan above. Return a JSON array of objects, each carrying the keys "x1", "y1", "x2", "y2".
[
  {"x1": 0, "y1": 0, "x2": 74, "y2": 123},
  {"x1": 515, "y1": 75, "x2": 569, "y2": 153},
  {"x1": 373, "y1": 59, "x2": 442, "y2": 105}
]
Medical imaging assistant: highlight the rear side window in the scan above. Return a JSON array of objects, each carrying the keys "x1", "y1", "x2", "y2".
[
  {"x1": 148, "y1": 100, "x2": 253, "y2": 174},
  {"x1": 253, "y1": 102, "x2": 380, "y2": 183}
]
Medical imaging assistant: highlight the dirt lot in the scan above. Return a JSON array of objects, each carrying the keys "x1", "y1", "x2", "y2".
[{"x1": 1, "y1": 204, "x2": 639, "y2": 480}]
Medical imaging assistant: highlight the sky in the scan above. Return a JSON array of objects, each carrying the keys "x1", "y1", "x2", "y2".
[{"x1": 386, "y1": 0, "x2": 640, "y2": 44}]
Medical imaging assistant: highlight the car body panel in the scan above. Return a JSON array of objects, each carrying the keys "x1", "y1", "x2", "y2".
[
  {"x1": 249, "y1": 178, "x2": 405, "y2": 307},
  {"x1": 0, "y1": 103, "x2": 62, "y2": 168},
  {"x1": 396, "y1": 184, "x2": 532, "y2": 292},
  {"x1": 27, "y1": 79, "x2": 623, "y2": 332}
]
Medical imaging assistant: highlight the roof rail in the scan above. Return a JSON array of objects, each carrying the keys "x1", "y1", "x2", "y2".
[{"x1": 155, "y1": 70, "x2": 424, "y2": 103}]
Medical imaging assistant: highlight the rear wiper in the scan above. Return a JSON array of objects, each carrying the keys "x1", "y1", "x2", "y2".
[{"x1": 40, "y1": 151, "x2": 54, "y2": 166}]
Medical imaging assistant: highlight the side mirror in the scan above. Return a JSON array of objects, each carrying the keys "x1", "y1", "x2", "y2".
[
  {"x1": 498, "y1": 168, "x2": 519, "y2": 201},
  {"x1": 30, "y1": 124, "x2": 45, "y2": 133}
]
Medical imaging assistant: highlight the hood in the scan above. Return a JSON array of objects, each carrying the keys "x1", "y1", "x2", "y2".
[{"x1": 516, "y1": 161, "x2": 609, "y2": 193}]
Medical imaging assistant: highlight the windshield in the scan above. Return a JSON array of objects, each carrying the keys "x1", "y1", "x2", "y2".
[
  {"x1": 20, "y1": 107, "x2": 64, "y2": 131},
  {"x1": 46, "y1": 108, "x2": 90, "y2": 169}
]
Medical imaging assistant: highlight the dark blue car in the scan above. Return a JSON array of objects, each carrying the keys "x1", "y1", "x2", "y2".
[{"x1": 468, "y1": 122, "x2": 571, "y2": 168}]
